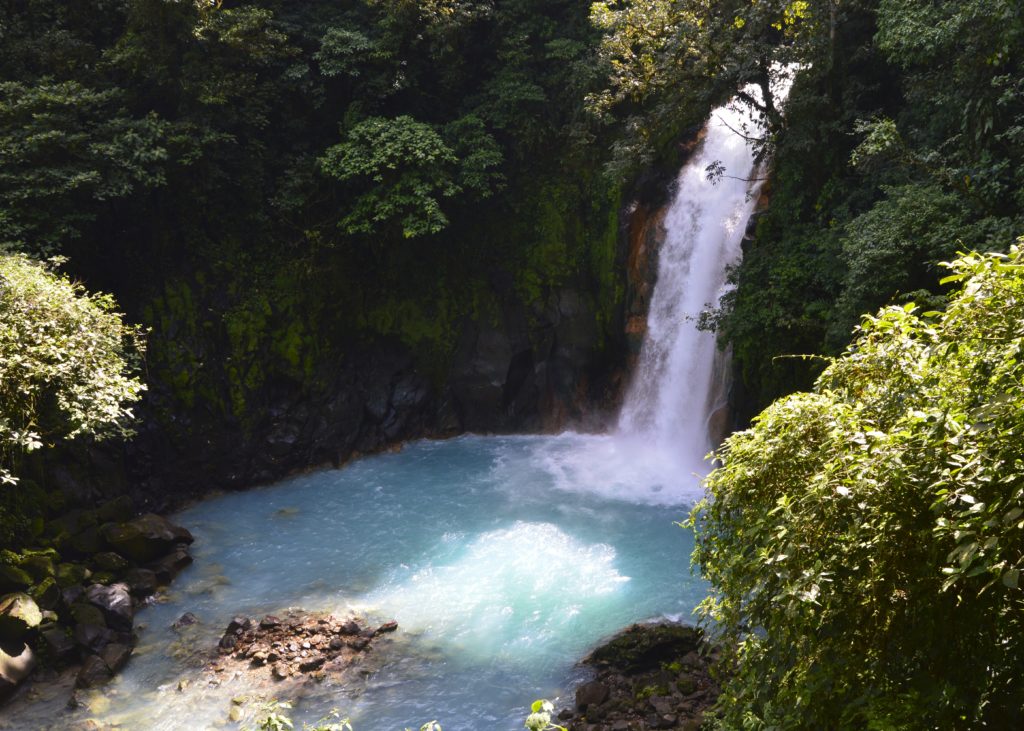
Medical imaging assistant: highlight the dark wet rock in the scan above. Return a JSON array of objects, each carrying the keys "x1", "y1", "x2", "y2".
[
  {"x1": 148, "y1": 546, "x2": 193, "y2": 583},
  {"x1": 55, "y1": 563, "x2": 88, "y2": 588},
  {"x1": 219, "y1": 633, "x2": 238, "y2": 650},
  {"x1": 226, "y1": 616, "x2": 251, "y2": 634},
  {"x1": 84, "y1": 583, "x2": 133, "y2": 631},
  {"x1": 0, "y1": 593, "x2": 42, "y2": 644},
  {"x1": 587, "y1": 622, "x2": 701, "y2": 674},
  {"x1": 73, "y1": 622, "x2": 115, "y2": 654},
  {"x1": 40, "y1": 624, "x2": 77, "y2": 664},
  {"x1": 576, "y1": 680, "x2": 610, "y2": 710},
  {"x1": 171, "y1": 611, "x2": 199, "y2": 630},
  {"x1": 19, "y1": 553, "x2": 56, "y2": 581},
  {"x1": 0, "y1": 565, "x2": 33, "y2": 594},
  {"x1": 96, "y1": 496, "x2": 135, "y2": 524},
  {"x1": 375, "y1": 620, "x2": 398, "y2": 635},
  {"x1": 99, "y1": 642, "x2": 132, "y2": 672},
  {"x1": 69, "y1": 526, "x2": 103, "y2": 556},
  {"x1": 30, "y1": 577, "x2": 61, "y2": 611},
  {"x1": 124, "y1": 567, "x2": 158, "y2": 596},
  {"x1": 62, "y1": 585, "x2": 86, "y2": 609},
  {"x1": 75, "y1": 654, "x2": 113, "y2": 688},
  {"x1": 93, "y1": 552, "x2": 128, "y2": 573},
  {"x1": 100, "y1": 513, "x2": 191, "y2": 563},
  {"x1": 70, "y1": 602, "x2": 106, "y2": 628},
  {"x1": 559, "y1": 622, "x2": 718, "y2": 731},
  {"x1": 260, "y1": 615, "x2": 281, "y2": 629}
]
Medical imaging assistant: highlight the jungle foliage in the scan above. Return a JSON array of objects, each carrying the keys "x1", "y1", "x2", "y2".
[
  {"x1": 694, "y1": 247, "x2": 1024, "y2": 729},
  {"x1": 714, "y1": 0, "x2": 1024, "y2": 411},
  {"x1": 0, "y1": 0, "x2": 658, "y2": 458}
]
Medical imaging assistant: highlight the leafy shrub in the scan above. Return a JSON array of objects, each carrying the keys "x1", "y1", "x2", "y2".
[
  {"x1": 0, "y1": 254, "x2": 144, "y2": 486},
  {"x1": 692, "y1": 245, "x2": 1024, "y2": 728}
]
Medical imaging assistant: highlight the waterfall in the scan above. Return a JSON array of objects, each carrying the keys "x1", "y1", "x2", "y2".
[
  {"x1": 530, "y1": 80, "x2": 793, "y2": 505},
  {"x1": 616, "y1": 95, "x2": 768, "y2": 470}
]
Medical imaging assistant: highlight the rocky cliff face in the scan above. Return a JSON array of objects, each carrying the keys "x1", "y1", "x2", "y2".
[{"x1": 34, "y1": 169, "x2": 683, "y2": 514}]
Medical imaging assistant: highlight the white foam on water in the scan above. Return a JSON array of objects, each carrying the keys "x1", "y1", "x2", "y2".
[{"x1": 360, "y1": 521, "x2": 629, "y2": 664}]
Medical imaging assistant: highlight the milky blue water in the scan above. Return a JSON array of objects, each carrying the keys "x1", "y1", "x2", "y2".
[{"x1": 6, "y1": 434, "x2": 708, "y2": 731}]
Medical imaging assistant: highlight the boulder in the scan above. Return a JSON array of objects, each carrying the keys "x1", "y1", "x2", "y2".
[
  {"x1": 40, "y1": 624, "x2": 77, "y2": 664},
  {"x1": 171, "y1": 612, "x2": 199, "y2": 630},
  {"x1": 587, "y1": 622, "x2": 701, "y2": 674},
  {"x1": 73, "y1": 622, "x2": 115, "y2": 654},
  {"x1": 70, "y1": 602, "x2": 106, "y2": 628},
  {"x1": 0, "y1": 593, "x2": 42, "y2": 644},
  {"x1": 75, "y1": 654, "x2": 112, "y2": 688},
  {"x1": 99, "y1": 642, "x2": 132, "y2": 673},
  {"x1": 100, "y1": 514, "x2": 191, "y2": 564},
  {"x1": 83, "y1": 583, "x2": 133, "y2": 631},
  {"x1": 93, "y1": 552, "x2": 128, "y2": 573},
  {"x1": 575, "y1": 680, "x2": 610, "y2": 711},
  {"x1": 96, "y1": 496, "x2": 134, "y2": 524},
  {"x1": 70, "y1": 526, "x2": 103, "y2": 556},
  {"x1": 0, "y1": 564, "x2": 33, "y2": 593},
  {"x1": 0, "y1": 643, "x2": 36, "y2": 700},
  {"x1": 124, "y1": 568, "x2": 158, "y2": 597},
  {"x1": 18, "y1": 553, "x2": 56, "y2": 581},
  {"x1": 56, "y1": 562, "x2": 88, "y2": 588},
  {"x1": 148, "y1": 546, "x2": 192, "y2": 583}
]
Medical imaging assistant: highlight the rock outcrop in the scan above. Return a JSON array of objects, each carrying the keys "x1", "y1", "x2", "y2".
[
  {"x1": 558, "y1": 622, "x2": 719, "y2": 731},
  {"x1": 210, "y1": 610, "x2": 398, "y2": 683},
  {"x1": 0, "y1": 500, "x2": 195, "y2": 700}
]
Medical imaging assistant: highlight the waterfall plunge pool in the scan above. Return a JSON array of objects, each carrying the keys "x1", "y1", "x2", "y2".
[{"x1": 9, "y1": 434, "x2": 710, "y2": 730}]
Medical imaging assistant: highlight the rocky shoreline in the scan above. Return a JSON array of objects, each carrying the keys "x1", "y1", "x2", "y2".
[
  {"x1": 558, "y1": 622, "x2": 719, "y2": 731},
  {"x1": 0, "y1": 500, "x2": 194, "y2": 700}
]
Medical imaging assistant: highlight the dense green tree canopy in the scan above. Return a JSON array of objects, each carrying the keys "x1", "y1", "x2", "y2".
[{"x1": 694, "y1": 246, "x2": 1024, "y2": 729}]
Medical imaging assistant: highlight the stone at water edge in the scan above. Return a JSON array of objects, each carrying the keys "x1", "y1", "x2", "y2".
[
  {"x1": 0, "y1": 593, "x2": 43, "y2": 644},
  {"x1": 75, "y1": 654, "x2": 113, "y2": 689},
  {"x1": 99, "y1": 643, "x2": 132, "y2": 673},
  {"x1": 559, "y1": 622, "x2": 719, "y2": 731},
  {"x1": 83, "y1": 583, "x2": 133, "y2": 631},
  {"x1": 124, "y1": 568, "x2": 158, "y2": 597},
  {"x1": 575, "y1": 680, "x2": 610, "y2": 711},
  {"x1": 99, "y1": 513, "x2": 193, "y2": 564},
  {"x1": 0, "y1": 643, "x2": 36, "y2": 700}
]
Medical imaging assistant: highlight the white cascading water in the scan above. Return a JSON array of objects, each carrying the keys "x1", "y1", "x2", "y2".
[
  {"x1": 534, "y1": 79, "x2": 793, "y2": 505},
  {"x1": 616, "y1": 95, "x2": 767, "y2": 462}
]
